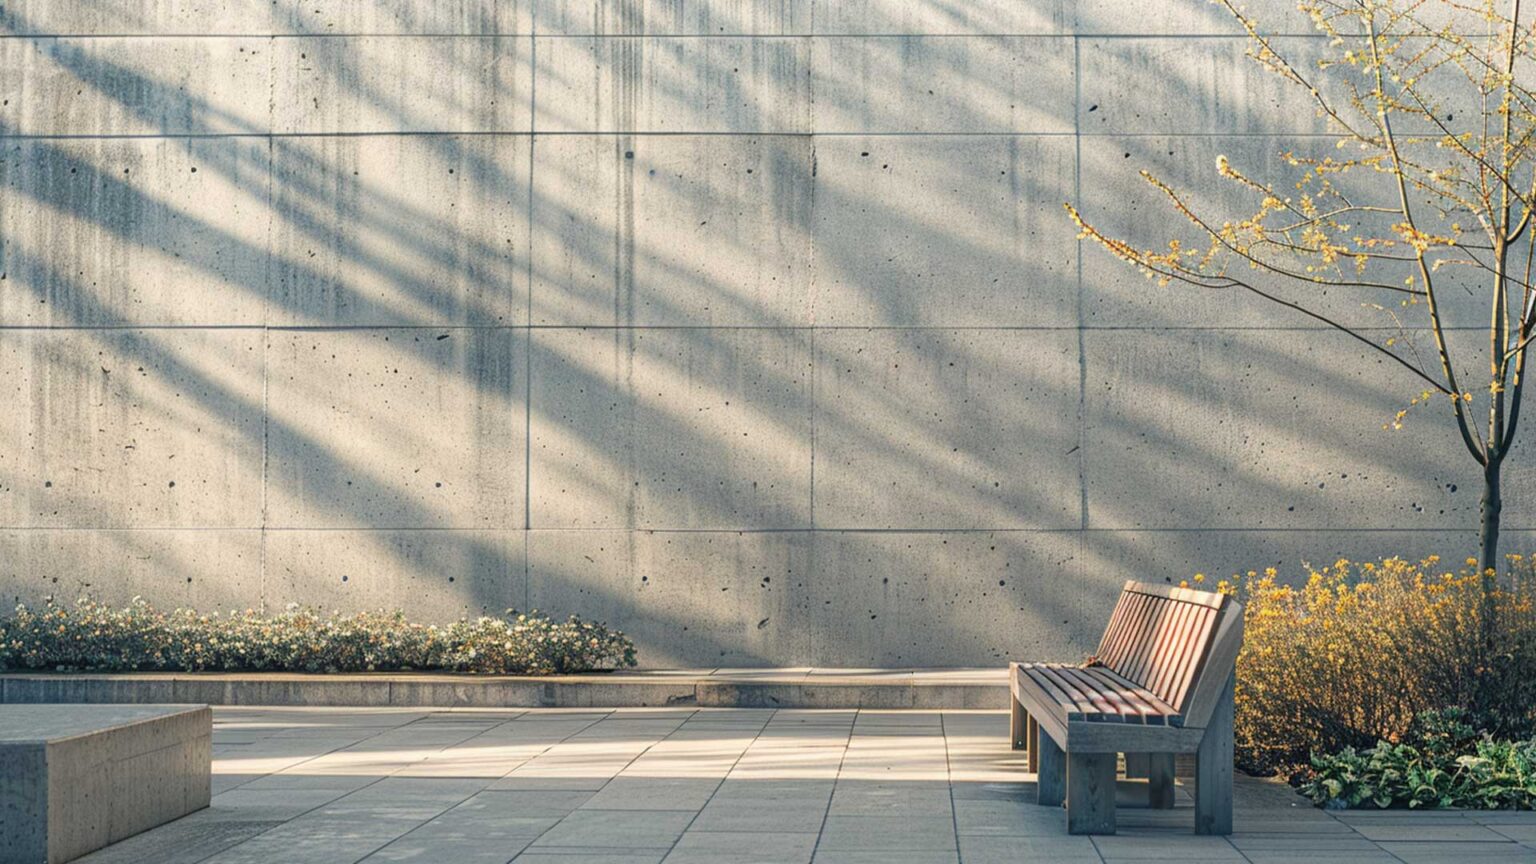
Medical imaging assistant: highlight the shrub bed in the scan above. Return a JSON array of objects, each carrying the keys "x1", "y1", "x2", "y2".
[
  {"x1": 1226, "y1": 556, "x2": 1536, "y2": 778},
  {"x1": 0, "y1": 599, "x2": 636, "y2": 675}
]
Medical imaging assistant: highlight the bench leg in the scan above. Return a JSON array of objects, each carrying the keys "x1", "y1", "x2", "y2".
[
  {"x1": 1066, "y1": 752, "x2": 1117, "y2": 835},
  {"x1": 1195, "y1": 671, "x2": 1235, "y2": 835},
  {"x1": 1123, "y1": 752, "x2": 1148, "y2": 779},
  {"x1": 1035, "y1": 732, "x2": 1066, "y2": 807},
  {"x1": 1147, "y1": 753, "x2": 1176, "y2": 809},
  {"x1": 1026, "y1": 715, "x2": 1039, "y2": 773},
  {"x1": 1010, "y1": 692, "x2": 1028, "y2": 751}
]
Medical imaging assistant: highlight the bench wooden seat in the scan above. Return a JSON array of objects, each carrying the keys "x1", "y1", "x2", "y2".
[
  {"x1": 1009, "y1": 581, "x2": 1243, "y2": 836},
  {"x1": 1016, "y1": 663, "x2": 1182, "y2": 725}
]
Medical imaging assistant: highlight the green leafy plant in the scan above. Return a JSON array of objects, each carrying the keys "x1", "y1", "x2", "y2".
[
  {"x1": 0, "y1": 598, "x2": 636, "y2": 675},
  {"x1": 1301, "y1": 710, "x2": 1536, "y2": 809},
  {"x1": 1406, "y1": 708, "x2": 1484, "y2": 761},
  {"x1": 1304, "y1": 742, "x2": 1460, "y2": 809}
]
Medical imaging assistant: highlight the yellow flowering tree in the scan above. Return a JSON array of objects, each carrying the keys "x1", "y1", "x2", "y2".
[{"x1": 1067, "y1": 0, "x2": 1536, "y2": 591}]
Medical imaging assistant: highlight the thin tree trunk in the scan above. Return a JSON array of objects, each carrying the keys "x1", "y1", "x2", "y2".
[
  {"x1": 1480, "y1": 457, "x2": 1504, "y2": 662},
  {"x1": 1481, "y1": 458, "x2": 1503, "y2": 576}
]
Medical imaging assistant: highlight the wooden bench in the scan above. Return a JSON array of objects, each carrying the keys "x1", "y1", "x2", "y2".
[{"x1": 1009, "y1": 581, "x2": 1243, "y2": 835}]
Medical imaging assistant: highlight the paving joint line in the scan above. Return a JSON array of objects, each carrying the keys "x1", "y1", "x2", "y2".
[
  {"x1": 506, "y1": 708, "x2": 705, "y2": 856},
  {"x1": 191, "y1": 708, "x2": 457, "y2": 863},
  {"x1": 807, "y1": 707, "x2": 856, "y2": 861},
  {"x1": 650, "y1": 708, "x2": 767, "y2": 861},
  {"x1": 358, "y1": 708, "x2": 583, "y2": 862},
  {"x1": 939, "y1": 711, "x2": 966, "y2": 863}
]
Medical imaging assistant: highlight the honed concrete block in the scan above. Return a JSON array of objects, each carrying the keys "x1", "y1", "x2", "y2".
[
  {"x1": 387, "y1": 679, "x2": 547, "y2": 707},
  {"x1": 0, "y1": 530, "x2": 262, "y2": 612},
  {"x1": 531, "y1": 135, "x2": 813, "y2": 326},
  {"x1": 812, "y1": 328, "x2": 1080, "y2": 529},
  {"x1": 1073, "y1": 1, "x2": 1320, "y2": 35},
  {"x1": 1079, "y1": 36, "x2": 1335, "y2": 135},
  {"x1": 265, "y1": 328, "x2": 524, "y2": 529},
  {"x1": 812, "y1": 0, "x2": 1069, "y2": 34},
  {"x1": 261, "y1": 529, "x2": 525, "y2": 622},
  {"x1": 527, "y1": 529, "x2": 817, "y2": 666},
  {"x1": 535, "y1": 37, "x2": 811, "y2": 132},
  {"x1": 0, "y1": 678, "x2": 180, "y2": 706},
  {"x1": 0, "y1": 330, "x2": 266, "y2": 529},
  {"x1": 1082, "y1": 329, "x2": 1473, "y2": 531},
  {"x1": 910, "y1": 682, "x2": 1009, "y2": 709},
  {"x1": 0, "y1": 138, "x2": 271, "y2": 326},
  {"x1": 269, "y1": 134, "x2": 529, "y2": 326},
  {"x1": 540, "y1": 678, "x2": 699, "y2": 707},
  {"x1": 270, "y1": 37, "x2": 532, "y2": 133},
  {"x1": 529, "y1": 327, "x2": 812, "y2": 529},
  {"x1": 0, "y1": 671, "x2": 1012, "y2": 709},
  {"x1": 275, "y1": 0, "x2": 532, "y2": 34},
  {"x1": 811, "y1": 36, "x2": 1074, "y2": 132},
  {"x1": 811, "y1": 136, "x2": 1075, "y2": 326},
  {"x1": 0, "y1": 704, "x2": 211, "y2": 864},
  {"x1": 0, "y1": 0, "x2": 274, "y2": 35},
  {"x1": 172, "y1": 677, "x2": 392, "y2": 707},
  {"x1": 806, "y1": 530, "x2": 1087, "y2": 667},
  {"x1": 0, "y1": 37, "x2": 270, "y2": 135},
  {"x1": 539, "y1": 0, "x2": 809, "y2": 34}
]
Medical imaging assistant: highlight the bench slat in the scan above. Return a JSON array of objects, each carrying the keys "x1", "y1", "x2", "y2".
[
  {"x1": 1123, "y1": 580, "x2": 1226, "y2": 608},
  {"x1": 1056, "y1": 666, "x2": 1147, "y2": 724},
  {"x1": 1157, "y1": 603, "x2": 1204, "y2": 705},
  {"x1": 1079, "y1": 666, "x2": 1175, "y2": 726},
  {"x1": 1105, "y1": 593, "x2": 1150, "y2": 671},
  {"x1": 1036, "y1": 664, "x2": 1119, "y2": 722},
  {"x1": 1021, "y1": 665, "x2": 1087, "y2": 722},
  {"x1": 1094, "y1": 593, "x2": 1131, "y2": 662},
  {"x1": 1148, "y1": 601, "x2": 1194, "y2": 701},
  {"x1": 1043, "y1": 664, "x2": 1124, "y2": 722},
  {"x1": 1123, "y1": 597, "x2": 1168, "y2": 684},
  {"x1": 1169, "y1": 605, "x2": 1220, "y2": 710},
  {"x1": 1139, "y1": 599, "x2": 1176, "y2": 694}
]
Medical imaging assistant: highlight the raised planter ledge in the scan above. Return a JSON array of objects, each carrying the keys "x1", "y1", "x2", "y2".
[{"x1": 0, "y1": 670, "x2": 1009, "y2": 710}]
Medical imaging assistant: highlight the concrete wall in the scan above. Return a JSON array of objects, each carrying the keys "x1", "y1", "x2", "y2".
[{"x1": 1, "y1": 1, "x2": 1526, "y2": 666}]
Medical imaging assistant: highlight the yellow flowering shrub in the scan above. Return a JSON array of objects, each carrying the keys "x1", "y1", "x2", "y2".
[{"x1": 1228, "y1": 556, "x2": 1536, "y2": 775}]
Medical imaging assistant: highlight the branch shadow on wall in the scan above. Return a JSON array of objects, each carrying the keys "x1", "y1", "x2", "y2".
[{"x1": 0, "y1": 2, "x2": 1514, "y2": 666}]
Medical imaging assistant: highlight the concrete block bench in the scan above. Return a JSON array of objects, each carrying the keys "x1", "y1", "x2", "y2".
[{"x1": 1, "y1": 704, "x2": 211, "y2": 863}]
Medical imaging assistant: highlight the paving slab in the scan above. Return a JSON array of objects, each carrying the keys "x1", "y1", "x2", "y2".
[{"x1": 53, "y1": 705, "x2": 1536, "y2": 864}]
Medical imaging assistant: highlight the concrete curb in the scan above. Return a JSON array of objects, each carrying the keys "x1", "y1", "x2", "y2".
[{"x1": 0, "y1": 670, "x2": 1008, "y2": 709}]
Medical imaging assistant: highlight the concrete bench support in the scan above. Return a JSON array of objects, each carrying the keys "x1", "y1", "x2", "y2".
[{"x1": 0, "y1": 704, "x2": 211, "y2": 864}]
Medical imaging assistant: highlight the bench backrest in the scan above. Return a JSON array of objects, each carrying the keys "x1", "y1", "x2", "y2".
[{"x1": 1093, "y1": 581, "x2": 1242, "y2": 726}]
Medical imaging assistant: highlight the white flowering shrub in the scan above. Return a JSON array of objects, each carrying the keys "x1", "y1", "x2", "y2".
[{"x1": 0, "y1": 599, "x2": 637, "y2": 674}]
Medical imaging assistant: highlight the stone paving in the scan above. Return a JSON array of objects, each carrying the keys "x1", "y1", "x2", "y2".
[{"x1": 74, "y1": 707, "x2": 1536, "y2": 864}]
